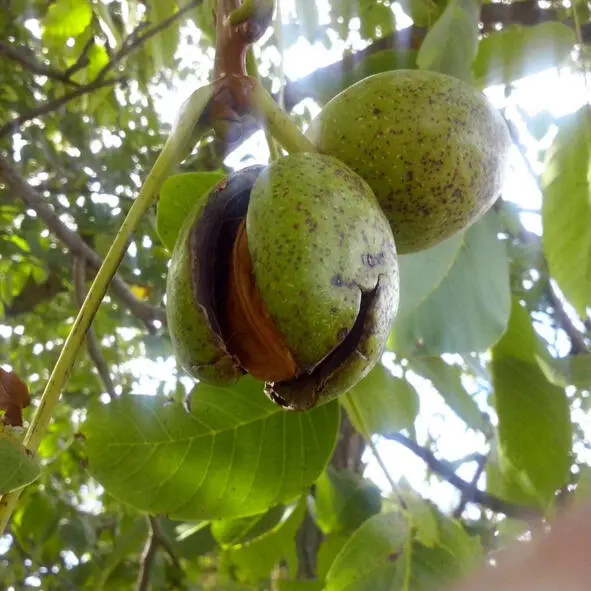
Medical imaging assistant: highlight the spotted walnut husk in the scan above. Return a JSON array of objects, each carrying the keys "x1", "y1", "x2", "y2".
[
  {"x1": 305, "y1": 70, "x2": 513, "y2": 254},
  {"x1": 166, "y1": 153, "x2": 399, "y2": 410}
]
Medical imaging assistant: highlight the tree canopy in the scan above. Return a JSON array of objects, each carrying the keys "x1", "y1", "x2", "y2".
[{"x1": 0, "y1": 0, "x2": 590, "y2": 589}]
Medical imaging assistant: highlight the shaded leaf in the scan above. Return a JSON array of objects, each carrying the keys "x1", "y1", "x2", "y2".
[
  {"x1": 491, "y1": 299, "x2": 572, "y2": 508},
  {"x1": 417, "y1": 0, "x2": 480, "y2": 81},
  {"x1": 211, "y1": 504, "x2": 287, "y2": 546},
  {"x1": 314, "y1": 466, "x2": 382, "y2": 534},
  {"x1": 473, "y1": 23, "x2": 576, "y2": 88},
  {"x1": 84, "y1": 377, "x2": 339, "y2": 520},
  {"x1": 408, "y1": 357, "x2": 487, "y2": 432},
  {"x1": 390, "y1": 211, "x2": 511, "y2": 356},
  {"x1": 538, "y1": 354, "x2": 591, "y2": 390},
  {"x1": 342, "y1": 365, "x2": 419, "y2": 435},
  {"x1": 157, "y1": 171, "x2": 225, "y2": 251},
  {"x1": 542, "y1": 107, "x2": 591, "y2": 316},
  {"x1": 0, "y1": 433, "x2": 41, "y2": 493},
  {"x1": 223, "y1": 498, "x2": 306, "y2": 582},
  {"x1": 325, "y1": 512, "x2": 409, "y2": 591},
  {"x1": 397, "y1": 233, "x2": 463, "y2": 319}
]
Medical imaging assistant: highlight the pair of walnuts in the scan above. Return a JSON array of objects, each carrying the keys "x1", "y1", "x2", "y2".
[{"x1": 166, "y1": 70, "x2": 512, "y2": 411}]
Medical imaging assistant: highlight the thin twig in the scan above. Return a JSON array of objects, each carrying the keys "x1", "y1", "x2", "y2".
[
  {"x1": 386, "y1": 433, "x2": 541, "y2": 521},
  {"x1": 0, "y1": 41, "x2": 80, "y2": 86},
  {"x1": 453, "y1": 453, "x2": 488, "y2": 519},
  {"x1": 0, "y1": 155, "x2": 166, "y2": 331},
  {"x1": 137, "y1": 518, "x2": 158, "y2": 591},
  {"x1": 63, "y1": 36, "x2": 97, "y2": 78},
  {"x1": 73, "y1": 258, "x2": 117, "y2": 399},
  {"x1": 0, "y1": 77, "x2": 125, "y2": 139},
  {"x1": 149, "y1": 516, "x2": 181, "y2": 571}
]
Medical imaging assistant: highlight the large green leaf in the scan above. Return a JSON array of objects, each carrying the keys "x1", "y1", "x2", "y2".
[
  {"x1": 390, "y1": 211, "x2": 511, "y2": 356},
  {"x1": 325, "y1": 512, "x2": 409, "y2": 591},
  {"x1": 416, "y1": 0, "x2": 480, "y2": 81},
  {"x1": 156, "y1": 172, "x2": 225, "y2": 251},
  {"x1": 314, "y1": 467, "x2": 382, "y2": 534},
  {"x1": 491, "y1": 299, "x2": 572, "y2": 509},
  {"x1": 397, "y1": 233, "x2": 463, "y2": 319},
  {"x1": 542, "y1": 107, "x2": 591, "y2": 316},
  {"x1": 0, "y1": 433, "x2": 41, "y2": 493},
  {"x1": 473, "y1": 23, "x2": 576, "y2": 88},
  {"x1": 83, "y1": 377, "x2": 339, "y2": 520},
  {"x1": 342, "y1": 365, "x2": 419, "y2": 436},
  {"x1": 408, "y1": 357, "x2": 487, "y2": 432}
]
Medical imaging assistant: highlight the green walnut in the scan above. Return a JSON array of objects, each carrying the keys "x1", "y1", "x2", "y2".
[
  {"x1": 166, "y1": 153, "x2": 399, "y2": 410},
  {"x1": 305, "y1": 70, "x2": 513, "y2": 254}
]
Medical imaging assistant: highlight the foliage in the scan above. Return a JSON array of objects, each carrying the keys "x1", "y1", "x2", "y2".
[{"x1": 0, "y1": 0, "x2": 590, "y2": 589}]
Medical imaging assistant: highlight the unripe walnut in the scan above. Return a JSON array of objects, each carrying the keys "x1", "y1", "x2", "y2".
[
  {"x1": 305, "y1": 70, "x2": 513, "y2": 254},
  {"x1": 166, "y1": 153, "x2": 399, "y2": 410}
]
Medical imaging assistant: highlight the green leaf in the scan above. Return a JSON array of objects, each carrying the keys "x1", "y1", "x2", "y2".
[
  {"x1": 223, "y1": 498, "x2": 306, "y2": 582},
  {"x1": 542, "y1": 107, "x2": 591, "y2": 316},
  {"x1": 342, "y1": 365, "x2": 419, "y2": 435},
  {"x1": 417, "y1": 0, "x2": 480, "y2": 81},
  {"x1": 83, "y1": 377, "x2": 339, "y2": 520},
  {"x1": 43, "y1": 0, "x2": 92, "y2": 40},
  {"x1": 397, "y1": 233, "x2": 463, "y2": 319},
  {"x1": 211, "y1": 504, "x2": 287, "y2": 546},
  {"x1": 325, "y1": 512, "x2": 409, "y2": 591},
  {"x1": 408, "y1": 357, "x2": 487, "y2": 432},
  {"x1": 0, "y1": 433, "x2": 41, "y2": 493},
  {"x1": 491, "y1": 299, "x2": 572, "y2": 508},
  {"x1": 157, "y1": 172, "x2": 225, "y2": 251},
  {"x1": 473, "y1": 23, "x2": 576, "y2": 88},
  {"x1": 314, "y1": 467, "x2": 382, "y2": 534},
  {"x1": 391, "y1": 211, "x2": 511, "y2": 356}
]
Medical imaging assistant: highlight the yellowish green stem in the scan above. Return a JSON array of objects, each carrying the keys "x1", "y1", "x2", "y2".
[
  {"x1": 246, "y1": 49, "x2": 282, "y2": 161},
  {"x1": 0, "y1": 84, "x2": 215, "y2": 534},
  {"x1": 250, "y1": 80, "x2": 317, "y2": 154}
]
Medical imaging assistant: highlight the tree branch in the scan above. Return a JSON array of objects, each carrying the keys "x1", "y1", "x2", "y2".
[
  {"x1": 0, "y1": 155, "x2": 166, "y2": 331},
  {"x1": 0, "y1": 41, "x2": 80, "y2": 86},
  {"x1": 4, "y1": 272, "x2": 67, "y2": 317},
  {"x1": 0, "y1": 1, "x2": 202, "y2": 139},
  {"x1": 73, "y1": 257, "x2": 117, "y2": 399},
  {"x1": 385, "y1": 433, "x2": 541, "y2": 521}
]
